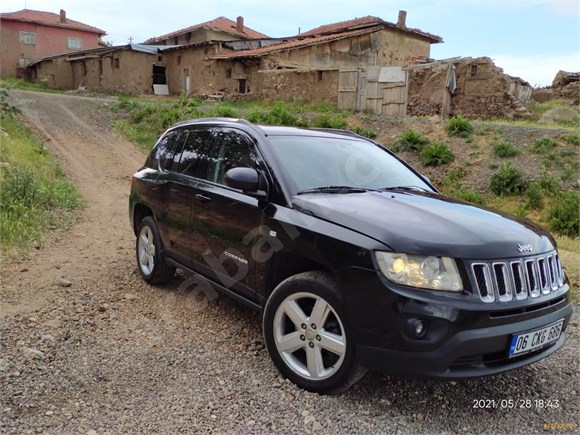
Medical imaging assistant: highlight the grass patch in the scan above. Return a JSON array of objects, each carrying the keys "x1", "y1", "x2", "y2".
[
  {"x1": 532, "y1": 137, "x2": 558, "y2": 153},
  {"x1": 561, "y1": 133, "x2": 579, "y2": 146},
  {"x1": 0, "y1": 77, "x2": 62, "y2": 93},
  {"x1": 419, "y1": 141, "x2": 455, "y2": 166},
  {"x1": 0, "y1": 112, "x2": 84, "y2": 257},
  {"x1": 492, "y1": 141, "x2": 519, "y2": 158}
]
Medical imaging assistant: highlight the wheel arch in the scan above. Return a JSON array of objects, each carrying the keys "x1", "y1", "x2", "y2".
[{"x1": 132, "y1": 203, "x2": 154, "y2": 235}]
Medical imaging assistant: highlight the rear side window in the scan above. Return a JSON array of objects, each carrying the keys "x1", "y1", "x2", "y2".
[
  {"x1": 148, "y1": 130, "x2": 183, "y2": 171},
  {"x1": 174, "y1": 128, "x2": 214, "y2": 179}
]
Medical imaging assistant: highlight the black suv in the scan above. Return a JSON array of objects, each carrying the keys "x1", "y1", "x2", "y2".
[{"x1": 129, "y1": 118, "x2": 572, "y2": 393}]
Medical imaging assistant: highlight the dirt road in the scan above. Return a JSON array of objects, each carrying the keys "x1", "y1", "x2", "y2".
[{"x1": 1, "y1": 91, "x2": 578, "y2": 434}]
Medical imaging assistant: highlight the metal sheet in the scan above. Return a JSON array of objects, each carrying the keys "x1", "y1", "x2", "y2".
[
  {"x1": 378, "y1": 67, "x2": 406, "y2": 83},
  {"x1": 153, "y1": 84, "x2": 169, "y2": 95}
]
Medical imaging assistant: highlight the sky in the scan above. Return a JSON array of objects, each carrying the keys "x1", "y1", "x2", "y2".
[{"x1": 2, "y1": 0, "x2": 579, "y2": 87}]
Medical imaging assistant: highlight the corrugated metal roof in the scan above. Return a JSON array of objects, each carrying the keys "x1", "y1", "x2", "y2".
[
  {"x1": 0, "y1": 9, "x2": 106, "y2": 35},
  {"x1": 145, "y1": 16, "x2": 269, "y2": 44},
  {"x1": 299, "y1": 15, "x2": 442, "y2": 43},
  {"x1": 211, "y1": 27, "x2": 381, "y2": 60}
]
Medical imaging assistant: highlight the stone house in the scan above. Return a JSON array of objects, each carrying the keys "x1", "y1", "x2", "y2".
[
  {"x1": 406, "y1": 57, "x2": 533, "y2": 119},
  {"x1": 30, "y1": 44, "x2": 170, "y2": 94},
  {"x1": 25, "y1": 12, "x2": 533, "y2": 118},
  {"x1": 0, "y1": 8, "x2": 105, "y2": 78},
  {"x1": 144, "y1": 16, "x2": 268, "y2": 45}
]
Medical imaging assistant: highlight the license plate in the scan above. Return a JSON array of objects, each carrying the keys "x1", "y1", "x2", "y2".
[{"x1": 508, "y1": 319, "x2": 564, "y2": 358}]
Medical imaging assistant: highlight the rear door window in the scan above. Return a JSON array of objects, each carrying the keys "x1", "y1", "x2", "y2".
[{"x1": 174, "y1": 128, "x2": 214, "y2": 179}]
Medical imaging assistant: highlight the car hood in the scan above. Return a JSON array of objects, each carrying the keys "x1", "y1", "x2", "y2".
[{"x1": 292, "y1": 191, "x2": 555, "y2": 260}]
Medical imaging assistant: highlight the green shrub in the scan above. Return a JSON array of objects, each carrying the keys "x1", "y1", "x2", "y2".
[
  {"x1": 538, "y1": 172, "x2": 560, "y2": 193},
  {"x1": 350, "y1": 126, "x2": 377, "y2": 139},
  {"x1": 0, "y1": 88, "x2": 21, "y2": 117},
  {"x1": 447, "y1": 115, "x2": 473, "y2": 138},
  {"x1": 492, "y1": 141, "x2": 519, "y2": 158},
  {"x1": 490, "y1": 163, "x2": 528, "y2": 195},
  {"x1": 525, "y1": 182, "x2": 544, "y2": 210},
  {"x1": 456, "y1": 188, "x2": 485, "y2": 205},
  {"x1": 210, "y1": 104, "x2": 238, "y2": 118},
  {"x1": 311, "y1": 113, "x2": 347, "y2": 129},
  {"x1": 562, "y1": 133, "x2": 579, "y2": 146},
  {"x1": 419, "y1": 141, "x2": 455, "y2": 166},
  {"x1": 547, "y1": 191, "x2": 579, "y2": 238},
  {"x1": 532, "y1": 137, "x2": 558, "y2": 153},
  {"x1": 394, "y1": 129, "x2": 429, "y2": 152}
]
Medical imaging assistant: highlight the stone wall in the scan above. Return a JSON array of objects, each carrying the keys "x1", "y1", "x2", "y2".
[{"x1": 258, "y1": 69, "x2": 339, "y2": 103}]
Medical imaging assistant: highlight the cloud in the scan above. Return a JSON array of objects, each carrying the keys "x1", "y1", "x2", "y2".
[
  {"x1": 541, "y1": 0, "x2": 580, "y2": 14},
  {"x1": 490, "y1": 53, "x2": 579, "y2": 87}
]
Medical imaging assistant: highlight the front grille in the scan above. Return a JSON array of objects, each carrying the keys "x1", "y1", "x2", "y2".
[{"x1": 470, "y1": 252, "x2": 564, "y2": 303}]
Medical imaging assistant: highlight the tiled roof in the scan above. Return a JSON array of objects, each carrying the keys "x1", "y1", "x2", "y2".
[
  {"x1": 300, "y1": 15, "x2": 442, "y2": 43},
  {"x1": 211, "y1": 27, "x2": 382, "y2": 60},
  {"x1": 145, "y1": 17, "x2": 268, "y2": 44},
  {"x1": 0, "y1": 9, "x2": 106, "y2": 35}
]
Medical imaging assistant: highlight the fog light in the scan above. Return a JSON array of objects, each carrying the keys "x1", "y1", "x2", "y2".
[
  {"x1": 405, "y1": 318, "x2": 428, "y2": 339},
  {"x1": 414, "y1": 320, "x2": 426, "y2": 338}
]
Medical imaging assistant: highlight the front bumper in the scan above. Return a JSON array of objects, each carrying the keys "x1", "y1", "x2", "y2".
[{"x1": 339, "y1": 267, "x2": 573, "y2": 379}]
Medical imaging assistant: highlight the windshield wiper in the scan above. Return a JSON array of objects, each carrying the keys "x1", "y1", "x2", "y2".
[
  {"x1": 297, "y1": 186, "x2": 373, "y2": 195},
  {"x1": 379, "y1": 185, "x2": 429, "y2": 193}
]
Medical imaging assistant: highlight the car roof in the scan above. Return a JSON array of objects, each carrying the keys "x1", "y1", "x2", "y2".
[{"x1": 170, "y1": 117, "x2": 366, "y2": 140}]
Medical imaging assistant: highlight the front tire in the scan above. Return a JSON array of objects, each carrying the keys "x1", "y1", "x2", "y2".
[
  {"x1": 136, "y1": 216, "x2": 175, "y2": 284},
  {"x1": 263, "y1": 271, "x2": 367, "y2": 394}
]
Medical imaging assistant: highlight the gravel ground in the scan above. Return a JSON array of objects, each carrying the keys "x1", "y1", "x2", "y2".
[
  {"x1": 1, "y1": 91, "x2": 578, "y2": 434},
  {"x1": 1, "y1": 256, "x2": 579, "y2": 434}
]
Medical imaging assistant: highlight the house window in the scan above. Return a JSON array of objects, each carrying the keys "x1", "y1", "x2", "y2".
[
  {"x1": 68, "y1": 38, "x2": 82, "y2": 50},
  {"x1": 238, "y1": 79, "x2": 247, "y2": 94},
  {"x1": 317, "y1": 71, "x2": 324, "y2": 81},
  {"x1": 225, "y1": 68, "x2": 232, "y2": 78},
  {"x1": 113, "y1": 58, "x2": 120, "y2": 69},
  {"x1": 20, "y1": 31, "x2": 36, "y2": 45},
  {"x1": 19, "y1": 58, "x2": 31, "y2": 68},
  {"x1": 177, "y1": 55, "x2": 182, "y2": 65},
  {"x1": 470, "y1": 64, "x2": 478, "y2": 77},
  {"x1": 172, "y1": 37, "x2": 178, "y2": 45},
  {"x1": 157, "y1": 55, "x2": 163, "y2": 62}
]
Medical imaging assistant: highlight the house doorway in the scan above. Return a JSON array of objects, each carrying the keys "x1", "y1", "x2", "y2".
[
  {"x1": 183, "y1": 68, "x2": 190, "y2": 94},
  {"x1": 152, "y1": 65, "x2": 169, "y2": 95},
  {"x1": 153, "y1": 65, "x2": 167, "y2": 85}
]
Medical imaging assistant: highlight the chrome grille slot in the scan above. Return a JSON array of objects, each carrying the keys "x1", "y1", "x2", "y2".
[
  {"x1": 510, "y1": 262, "x2": 527, "y2": 300},
  {"x1": 469, "y1": 251, "x2": 564, "y2": 303},
  {"x1": 472, "y1": 264, "x2": 494, "y2": 303},
  {"x1": 538, "y1": 258, "x2": 550, "y2": 295},
  {"x1": 525, "y1": 260, "x2": 541, "y2": 298},
  {"x1": 556, "y1": 255, "x2": 564, "y2": 287},
  {"x1": 493, "y1": 263, "x2": 512, "y2": 302},
  {"x1": 547, "y1": 255, "x2": 558, "y2": 290}
]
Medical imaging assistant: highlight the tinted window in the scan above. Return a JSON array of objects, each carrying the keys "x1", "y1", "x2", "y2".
[
  {"x1": 174, "y1": 129, "x2": 214, "y2": 179},
  {"x1": 153, "y1": 129, "x2": 183, "y2": 171},
  {"x1": 268, "y1": 135, "x2": 432, "y2": 193},
  {"x1": 209, "y1": 130, "x2": 260, "y2": 184}
]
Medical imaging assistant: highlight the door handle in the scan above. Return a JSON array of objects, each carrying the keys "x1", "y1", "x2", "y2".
[{"x1": 195, "y1": 193, "x2": 211, "y2": 203}]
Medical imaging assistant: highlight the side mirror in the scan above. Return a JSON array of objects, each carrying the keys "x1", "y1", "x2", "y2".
[{"x1": 225, "y1": 167, "x2": 260, "y2": 192}]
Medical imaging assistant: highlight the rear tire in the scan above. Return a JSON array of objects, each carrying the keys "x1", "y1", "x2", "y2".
[
  {"x1": 263, "y1": 271, "x2": 367, "y2": 394},
  {"x1": 136, "y1": 216, "x2": 175, "y2": 284}
]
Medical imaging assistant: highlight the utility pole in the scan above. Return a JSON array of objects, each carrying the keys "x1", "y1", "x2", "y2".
[{"x1": 128, "y1": 36, "x2": 134, "y2": 44}]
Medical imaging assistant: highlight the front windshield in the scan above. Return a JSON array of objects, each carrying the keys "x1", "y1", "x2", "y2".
[{"x1": 268, "y1": 135, "x2": 433, "y2": 193}]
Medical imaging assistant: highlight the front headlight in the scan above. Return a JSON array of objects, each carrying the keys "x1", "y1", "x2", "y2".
[{"x1": 375, "y1": 252, "x2": 463, "y2": 292}]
